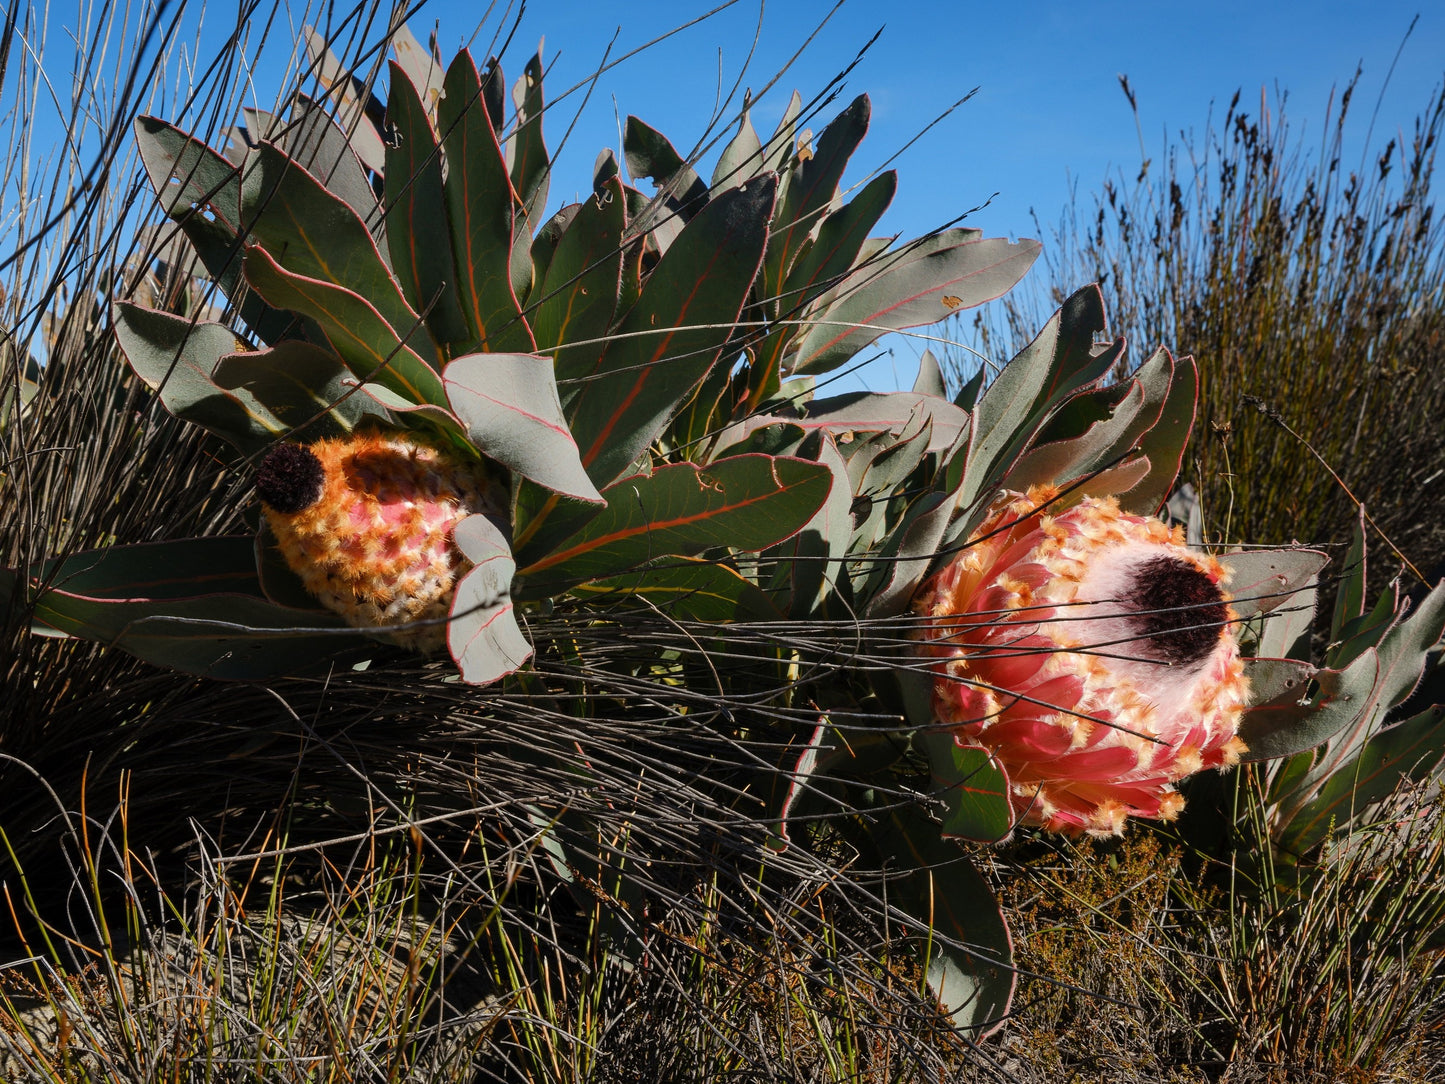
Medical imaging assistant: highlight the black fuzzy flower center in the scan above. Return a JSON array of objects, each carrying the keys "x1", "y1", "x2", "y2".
[
  {"x1": 1125, "y1": 555, "x2": 1228, "y2": 666},
  {"x1": 256, "y1": 443, "x2": 324, "y2": 514}
]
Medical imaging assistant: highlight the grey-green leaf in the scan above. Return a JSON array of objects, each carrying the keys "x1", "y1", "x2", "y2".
[
  {"x1": 1278, "y1": 702, "x2": 1445, "y2": 856},
  {"x1": 211, "y1": 340, "x2": 390, "y2": 439},
  {"x1": 239, "y1": 142, "x2": 435, "y2": 365},
  {"x1": 790, "y1": 234, "x2": 1040, "y2": 376},
  {"x1": 959, "y1": 285, "x2": 1122, "y2": 514},
  {"x1": 1220, "y1": 549, "x2": 1332, "y2": 621},
  {"x1": 712, "y1": 108, "x2": 763, "y2": 189},
  {"x1": 880, "y1": 806, "x2": 1015, "y2": 1036},
  {"x1": 449, "y1": 514, "x2": 533, "y2": 685},
  {"x1": 1239, "y1": 658, "x2": 1365, "y2": 763},
  {"x1": 444, "y1": 353, "x2": 602, "y2": 504},
  {"x1": 113, "y1": 302, "x2": 281, "y2": 452}
]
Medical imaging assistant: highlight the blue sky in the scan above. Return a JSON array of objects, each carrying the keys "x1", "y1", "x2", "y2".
[
  {"x1": 8, "y1": 1, "x2": 1443, "y2": 389},
  {"x1": 421, "y1": 1, "x2": 1442, "y2": 241},
  {"x1": 439, "y1": 0, "x2": 1443, "y2": 390}
]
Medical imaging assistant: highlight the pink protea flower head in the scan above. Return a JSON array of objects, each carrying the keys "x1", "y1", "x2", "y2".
[
  {"x1": 914, "y1": 484, "x2": 1249, "y2": 837},
  {"x1": 255, "y1": 428, "x2": 507, "y2": 652}
]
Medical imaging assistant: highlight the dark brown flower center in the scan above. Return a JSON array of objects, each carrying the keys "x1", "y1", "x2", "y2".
[
  {"x1": 256, "y1": 443, "x2": 324, "y2": 514},
  {"x1": 1125, "y1": 555, "x2": 1228, "y2": 666}
]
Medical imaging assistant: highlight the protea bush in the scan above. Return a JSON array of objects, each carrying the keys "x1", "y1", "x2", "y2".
[{"x1": 3, "y1": 4, "x2": 1445, "y2": 1080}]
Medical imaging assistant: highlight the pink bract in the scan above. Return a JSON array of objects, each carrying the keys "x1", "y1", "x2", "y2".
[{"x1": 914, "y1": 486, "x2": 1250, "y2": 837}]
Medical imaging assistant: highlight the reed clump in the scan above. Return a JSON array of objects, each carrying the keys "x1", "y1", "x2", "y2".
[{"x1": 956, "y1": 72, "x2": 1445, "y2": 574}]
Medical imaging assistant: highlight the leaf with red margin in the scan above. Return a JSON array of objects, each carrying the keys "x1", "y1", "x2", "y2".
[
  {"x1": 711, "y1": 108, "x2": 762, "y2": 189},
  {"x1": 790, "y1": 232, "x2": 1041, "y2": 376},
  {"x1": 1125, "y1": 350, "x2": 1200, "y2": 514},
  {"x1": 391, "y1": 24, "x2": 445, "y2": 119},
  {"x1": 563, "y1": 174, "x2": 777, "y2": 489},
  {"x1": 534, "y1": 177, "x2": 626, "y2": 377},
  {"x1": 113, "y1": 303, "x2": 281, "y2": 453},
  {"x1": 762, "y1": 91, "x2": 804, "y2": 175},
  {"x1": 133, "y1": 117, "x2": 298, "y2": 342},
  {"x1": 508, "y1": 49, "x2": 551, "y2": 229},
  {"x1": 919, "y1": 733, "x2": 1015, "y2": 842},
  {"x1": 300, "y1": 25, "x2": 387, "y2": 172},
  {"x1": 243, "y1": 245, "x2": 447, "y2": 405},
  {"x1": 763, "y1": 433, "x2": 853, "y2": 618},
  {"x1": 571, "y1": 557, "x2": 780, "y2": 624},
  {"x1": 449, "y1": 514, "x2": 533, "y2": 685},
  {"x1": 444, "y1": 353, "x2": 602, "y2": 504},
  {"x1": 384, "y1": 60, "x2": 471, "y2": 347},
  {"x1": 134, "y1": 115, "x2": 241, "y2": 228},
  {"x1": 771, "y1": 722, "x2": 904, "y2": 849},
  {"x1": 1277, "y1": 581, "x2": 1445, "y2": 831},
  {"x1": 913, "y1": 348, "x2": 948, "y2": 398},
  {"x1": 863, "y1": 485, "x2": 966, "y2": 619},
  {"x1": 1004, "y1": 345, "x2": 1190, "y2": 495},
  {"x1": 1000, "y1": 379, "x2": 1150, "y2": 494},
  {"x1": 892, "y1": 644, "x2": 1015, "y2": 843},
  {"x1": 786, "y1": 170, "x2": 896, "y2": 315},
  {"x1": 516, "y1": 453, "x2": 831, "y2": 597},
  {"x1": 959, "y1": 284, "x2": 1122, "y2": 514},
  {"x1": 800, "y1": 390, "x2": 968, "y2": 455},
  {"x1": 762, "y1": 94, "x2": 871, "y2": 317},
  {"x1": 211, "y1": 339, "x2": 392, "y2": 440},
  {"x1": 750, "y1": 171, "x2": 898, "y2": 409},
  {"x1": 1239, "y1": 657, "x2": 1363, "y2": 763},
  {"x1": 1279, "y1": 701, "x2": 1445, "y2": 856},
  {"x1": 338, "y1": 380, "x2": 469, "y2": 448},
  {"x1": 288, "y1": 94, "x2": 386, "y2": 229},
  {"x1": 438, "y1": 50, "x2": 535, "y2": 353},
  {"x1": 1218, "y1": 549, "x2": 1331, "y2": 621},
  {"x1": 1330, "y1": 513, "x2": 1370, "y2": 645},
  {"x1": 768, "y1": 720, "x2": 1014, "y2": 1035},
  {"x1": 238, "y1": 142, "x2": 437, "y2": 365},
  {"x1": 623, "y1": 116, "x2": 709, "y2": 223},
  {"x1": 31, "y1": 537, "x2": 265, "y2": 603},
  {"x1": 25, "y1": 537, "x2": 363, "y2": 679}
]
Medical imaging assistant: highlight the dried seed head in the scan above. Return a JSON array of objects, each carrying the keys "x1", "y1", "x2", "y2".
[
  {"x1": 256, "y1": 443, "x2": 324, "y2": 514},
  {"x1": 1124, "y1": 554, "x2": 1229, "y2": 666}
]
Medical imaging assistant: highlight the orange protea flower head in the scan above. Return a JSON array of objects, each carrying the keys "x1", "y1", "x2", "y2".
[
  {"x1": 914, "y1": 485, "x2": 1249, "y2": 837},
  {"x1": 256, "y1": 428, "x2": 507, "y2": 652}
]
